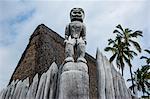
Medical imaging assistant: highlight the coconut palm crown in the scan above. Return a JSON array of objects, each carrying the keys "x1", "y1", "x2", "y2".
[{"x1": 105, "y1": 24, "x2": 143, "y2": 93}]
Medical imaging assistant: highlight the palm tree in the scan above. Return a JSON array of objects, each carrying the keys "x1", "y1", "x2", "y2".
[
  {"x1": 105, "y1": 24, "x2": 143, "y2": 93},
  {"x1": 105, "y1": 35, "x2": 135, "y2": 76},
  {"x1": 104, "y1": 36, "x2": 123, "y2": 74},
  {"x1": 127, "y1": 65, "x2": 150, "y2": 96},
  {"x1": 140, "y1": 49, "x2": 150, "y2": 96},
  {"x1": 113, "y1": 24, "x2": 142, "y2": 93}
]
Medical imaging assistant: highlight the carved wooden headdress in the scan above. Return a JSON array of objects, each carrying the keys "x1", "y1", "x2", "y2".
[{"x1": 70, "y1": 8, "x2": 85, "y2": 22}]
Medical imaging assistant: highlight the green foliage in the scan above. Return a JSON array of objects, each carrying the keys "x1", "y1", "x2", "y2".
[
  {"x1": 105, "y1": 24, "x2": 143, "y2": 94},
  {"x1": 128, "y1": 49, "x2": 150, "y2": 96},
  {"x1": 104, "y1": 24, "x2": 143, "y2": 76},
  {"x1": 127, "y1": 65, "x2": 150, "y2": 96},
  {"x1": 140, "y1": 49, "x2": 150, "y2": 65}
]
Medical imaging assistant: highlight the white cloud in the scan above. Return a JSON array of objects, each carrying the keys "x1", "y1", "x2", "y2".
[{"x1": 0, "y1": 1, "x2": 149, "y2": 96}]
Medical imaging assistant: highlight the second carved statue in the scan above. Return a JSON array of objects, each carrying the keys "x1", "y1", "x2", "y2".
[{"x1": 64, "y1": 8, "x2": 87, "y2": 63}]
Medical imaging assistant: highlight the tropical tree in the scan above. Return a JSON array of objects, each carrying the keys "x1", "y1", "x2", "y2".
[
  {"x1": 105, "y1": 24, "x2": 143, "y2": 93},
  {"x1": 115, "y1": 24, "x2": 143, "y2": 93},
  {"x1": 105, "y1": 35, "x2": 132, "y2": 76},
  {"x1": 140, "y1": 49, "x2": 150, "y2": 96},
  {"x1": 127, "y1": 65, "x2": 150, "y2": 96}
]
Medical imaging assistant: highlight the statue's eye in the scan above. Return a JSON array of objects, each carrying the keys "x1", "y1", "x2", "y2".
[
  {"x1": 73, "y1": 12, "x2": 77, "y2": 14},
  {"x1": 78, "y1": 12, "x2": 81, "y2": 14}
]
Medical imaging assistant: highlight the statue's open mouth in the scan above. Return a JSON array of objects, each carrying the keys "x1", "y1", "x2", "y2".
[
  {"x1": 71, "y1": 14, "x2": 83, "y2": 20},
  {"x1": 72, "y1": 16, "x2": 82, "y2": 19},
  {"x1": 72, "y1": 14, "x2": 82, "y2": 17}
]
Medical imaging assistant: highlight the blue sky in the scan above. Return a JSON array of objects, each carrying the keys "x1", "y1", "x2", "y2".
[{"x1": 0, "y1": 0, "x2": 150, "y2": 96}]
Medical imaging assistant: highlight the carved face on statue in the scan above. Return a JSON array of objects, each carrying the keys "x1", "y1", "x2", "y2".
[{"x1": 70, "y1": 8, "x2": 85, "y2": 22}]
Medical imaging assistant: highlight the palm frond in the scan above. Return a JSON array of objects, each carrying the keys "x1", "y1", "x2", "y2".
[
  {"x1": 128, "y1": 50, "x2": 138, "y2": 56},
  {"x1": 129, "y1": 39, "x2": 142, "y2": 53},
  {"x1": 145, "y1": 49, "x2": 150, "y2": 54},
  {"x1": 124, "y1": 50, "x2": 134, "y2": 60},
  {"x1": 109, "y1": 53, "x2": 117, "y2": 63},
  {"x1": 113, "y1": 29, "x2": 123, "y2": 36},
  {"x1": 129, "y1": 31, "x2": 143, "y2": 37},
  {"x1": 123, "y1": 55, "x2": 133, "y2": 68},
  {"x1": 147, "y1": 59, "x2": 150, "y2": 64},
  {"x1": 141, "y1": 65, "x2": 150, "y2": 72},
  {"x1": 140, "y1": 56, "x2": 148, "y2": 59},
  {"x1": 108, "y1": 39, "x2": 115, "y2": 45},
  {"x1": 125, "y1": 28, "x2": 132, "y2": 33},
  {"x1": 127, "y1": 78, "x2": 133, "y2": 82},
  {"x1": 104, "y1": 47, "x2": 116, "y2": 52},
  {"x1": 116, "y1": 24, "x2": 124, "y2": 32},
  {"x1": 129, "y1": 84, "x2": 136, "y2": 90},
  {"x1": 145, "y1": 81, "x2": 150, "y2": 88}
]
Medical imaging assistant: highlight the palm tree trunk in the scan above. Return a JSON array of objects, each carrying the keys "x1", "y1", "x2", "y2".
[
  {"x1": 142, "y1": 90, "x2": 145, "y2": 97},
  {"x1": 121, "y1": 68, "x2": 124, "y2": 76},
  {"x1": 129, "y1": 66, "x2": 135, "y2": 94}
]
